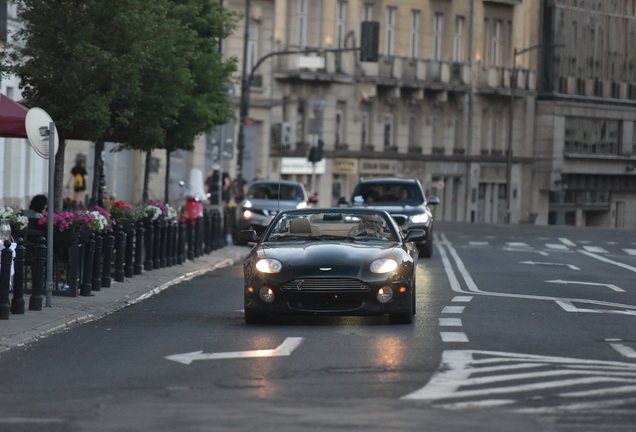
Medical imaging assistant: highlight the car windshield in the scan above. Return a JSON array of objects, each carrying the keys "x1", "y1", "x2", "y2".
[
  {"x1": 263, "y1": 210, "x2": 398, "y2": 242},
  {"x1": 246, "y1": 183, "x2": 304, "y2": 201},
  {"x1": 353, "y1": 183, "x2": 424, "y2": 206}
]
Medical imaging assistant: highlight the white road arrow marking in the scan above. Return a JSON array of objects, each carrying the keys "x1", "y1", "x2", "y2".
[
  {"x1": 610, "y1": 344, "x2": 636, "y2": 359},
  {"x1": 545, "y1": 280, "x2": 625, "y2": 292},
  {"x1": 555, "y1": 301, "x2": 636, "y2": 316},
  {"x1": 165, "y1": 337, "x2": 304, "y2": 365},
  {"x1": 583, "y1": 246, "x2": 608, "y2": 254},
  {"x1": 521, "y1": 261, "x2": 580, "y2": 270},
  {"x1": 624, "y1": 249, "x2": 636, "y2": 256}
]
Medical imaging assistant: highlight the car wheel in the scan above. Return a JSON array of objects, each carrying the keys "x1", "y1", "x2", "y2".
[
  {"x1": 418, "y1": 229, "x2": 433, "y2": 258},
  {"x1": 244, "y1": 311, "x2": 267, "y2": 324},
  {"x1": 232, "y1": 228, "x2": 247, "y2": 246}
]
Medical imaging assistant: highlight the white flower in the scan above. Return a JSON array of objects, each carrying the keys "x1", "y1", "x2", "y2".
[
  {"x1": 14, "y1": 214, "x2": 28, "y2": 230},
  {"x1": 145, "y1": 205, "x2": 161, "y2": 221}
]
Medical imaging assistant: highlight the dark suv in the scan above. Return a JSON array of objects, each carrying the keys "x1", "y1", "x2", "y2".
[
  {"x1": 350, "y1": 178, "x2": 440, "y2": 257},
  {"x1": 233, "y1": 180, "x2": 310, "y2": 245}
]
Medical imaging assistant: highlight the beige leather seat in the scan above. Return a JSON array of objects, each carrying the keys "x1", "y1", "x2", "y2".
[{"x1": 289, "y1": 217, "x2": 322, "y2": 236}]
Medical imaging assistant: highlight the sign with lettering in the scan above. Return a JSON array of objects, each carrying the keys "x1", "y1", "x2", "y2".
[
  {"x1": 281, "y1": 157, "x2": 326, "y2": 174},
  {"x1": 359, "y1": 159, "x2": 397, "y2": 175},
  {"x1": 332, "y1": 158, "x2": 359, "y2": 175}
]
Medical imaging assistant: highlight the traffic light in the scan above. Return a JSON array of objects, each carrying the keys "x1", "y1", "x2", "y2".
[
  {"x1": 360, "y1": 21, "x2": 379, "y2": 62},
  {"x1": 307, "y1": 140, "x2": 324, "y2": 163}
]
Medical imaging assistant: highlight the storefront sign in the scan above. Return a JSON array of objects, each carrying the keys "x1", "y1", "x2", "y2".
[
  {"x1": 281, "y1": 157, "x2": 326, "y2": 174},
  {"x1": 332, "y1": 158, "x2": 359, "y2": 175},
  {"x1": 359, "y1": 159, "x2": 397, "y2": 175}
]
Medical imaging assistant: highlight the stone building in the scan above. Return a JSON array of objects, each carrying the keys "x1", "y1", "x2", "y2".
[
  {"x1": 223, "y1": 0, "x2": 544, "y2": 224},
  {"x1": 535, "y1": 0, "x2": 636, "y2": 228}
]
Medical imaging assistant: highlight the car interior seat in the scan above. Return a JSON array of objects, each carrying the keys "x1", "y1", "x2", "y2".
[{"x1": 289, "y1": 217, "x2": 322, "y2": 236}]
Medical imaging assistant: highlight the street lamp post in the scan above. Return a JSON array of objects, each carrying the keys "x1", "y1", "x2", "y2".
[{"x1": 504, "y1": 43, "x2": 563, "y2": 224}]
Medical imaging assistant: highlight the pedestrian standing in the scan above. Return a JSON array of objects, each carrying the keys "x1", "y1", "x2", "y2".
[{"x1": 66, "y1": 156, "x2": 88, "y2": 206}]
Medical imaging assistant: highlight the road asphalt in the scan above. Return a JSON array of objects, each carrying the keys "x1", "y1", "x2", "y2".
[{"x1": 0, "y1": 245, "x2": 247, "y2": 354}]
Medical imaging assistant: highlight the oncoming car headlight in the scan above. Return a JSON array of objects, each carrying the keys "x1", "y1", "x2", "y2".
[
  {"x1": 242, "y1": 210, "x2": 253, "y2": 220},
  {"x1": 255, "y1": 258, "x2": 282, "y2": 273},
  {"x1": 370, "y1": 258, "x2": 398, "y2": 273},
  {"x1": 243, "y1": 200, "x2": 253, "y2": 208},
  {"x1": 410, "y1": 213, "x2": 429, "y2": 224},
  {"x1": 296, "y1": 202, "x2": 308, "y2": 209}
]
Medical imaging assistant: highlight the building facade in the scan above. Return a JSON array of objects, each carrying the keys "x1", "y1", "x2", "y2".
[
  {"x1": 224, "y1": 0, "x2": 545, "y2": 224},
  {"x1": 535, "y1": 0, "x2": 636, "y2": 228}
]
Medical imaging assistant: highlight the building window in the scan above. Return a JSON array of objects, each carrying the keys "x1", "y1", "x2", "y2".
[
  {"x1": 335, "y1": 2, "x2": 347, "y2": 48},
  {"x1": 491, "y1": 115, "x2": 499, "y2": 152},
  {"x1": 564, "y1": 117, "x2": 620, "y2": 156},
  {"x1": 296, "y1": 101, "x2": 305, "y2": 145},
  {"x1": 335, "y1": 101, "x2": 345, "y2": 145},
  {"x1": 297, "y1": 0, "x2": 307, "y2": 47},
  {"x1": 433, "y1": 13, "x2": 443, "y2": 61},
  {"x1": 363, "y1": 3, "x2": 373, "y2": 21},
  {"x1": 408, "y1": 112, "x2": 418, "y2": 147},
  {"x1": 490, "y1": 20, "x2": 501, "y2": 66},
  {"x1": 409, "y1": 10, "x2": 419, "y2": 59},
  {"x1": 453, "y1": 16, "x2": 464, "y2": 62},
  {"x1": 481, "y1": 109, "x2": 489, "y2": 153},
  {"x1": 385, "y1": 7, "x2": 396, "y2": 56},
  {"x1": 246, "y1": 20, "x2": 259, "y2": 74},
  {"x1": 384, "y1": 112, "x2": 393, "y2": 148},
  {"x1": 361, "y1": 111, "x2": 369, "y2": 147},
  {"x1": 454, "y1": 110, "x2": 463, "y2": 150}
]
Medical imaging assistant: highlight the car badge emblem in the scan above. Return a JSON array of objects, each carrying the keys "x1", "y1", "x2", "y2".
[
  {"x1": 296, "y1": 280, "x2": 303, "y2": 290},
  {"x1": 319, "y1": 268, "x2": 332, "y2": 271}
]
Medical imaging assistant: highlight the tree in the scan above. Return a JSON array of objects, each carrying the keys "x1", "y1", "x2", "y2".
[{"x1": 161, "y1": 0, "x2": 238, "y2": 201}]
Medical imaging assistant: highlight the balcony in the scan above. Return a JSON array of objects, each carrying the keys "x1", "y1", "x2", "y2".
[{"x1": 477, "y1": 65, "x2": 536, "y2": 93}]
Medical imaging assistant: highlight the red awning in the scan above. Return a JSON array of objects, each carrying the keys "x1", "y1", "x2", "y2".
[{"x1": 0, "y1": 94, "x2": 28, "y2": 139}]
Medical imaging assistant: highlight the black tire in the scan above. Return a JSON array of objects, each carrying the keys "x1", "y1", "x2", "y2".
[
  {"x1": 245, "y1": 311, "x2": 266, "y2": 324},
  {"x1": 418, "y1": 229, "x2": 433, "y2": 258}
]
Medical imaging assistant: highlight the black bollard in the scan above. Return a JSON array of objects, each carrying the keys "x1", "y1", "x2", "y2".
[
  {"x1": 159, "y1": 219, "x2": 167, "y2": 268},
  {"x1": 177, "y1": 220, "x2": 185, "y2": 265},
  {"x1": 144, "y1": 220, "x2": 154, "y2": 271},
  {"x1": 134, "y1": 221, "x2": 144, "y2": 275},
  {"x1": 172, "y1": 222, "x2": 179, "y2": 265},
  {"x1": 28, "y1": 237, "x2": 46, "y2": 311},
  {"x1": 113, "y1": 224, "x2": 126, "y2": 282},
  {"x1": 0, "y1": 240, "x2": 14, "y2": 319},
  {"x1": 203, "y1": 211, "x2": 210, "y2": 254},
  {"x1": 92, "y1": 232, "x2": 103, "y2": 291},
  {"x1": 153, "y1": 220, "x2": 161, "y2": 269},
  {"x1": 101, "y1": 229, "x2": 114, "y2": 288},
  {"x1": 80, "y1": 233, "x2": 96, "y2": 296},
  {"x1": 212, "y1": 211, "x2": 220, "y2": 251},
  {"x1": 196, "y1": 217, "x2": 203, "y2": 258},
  {"x1": 165, "y1": 223, "x2": 173, "y2": 267},
  {"x1": 124, "y1": 225, "x2": 135, "y2": 278},
  {"x1": 11, "y1": 238, "x2": 25, "y2": 314},
  {"x1": 186, "y1": 219, "x2": 194, "y2": 261}
]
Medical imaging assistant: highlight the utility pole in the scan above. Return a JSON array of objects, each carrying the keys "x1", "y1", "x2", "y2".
[{"x1": 236, "y1": 0, "x2": 251, "y2": 190}]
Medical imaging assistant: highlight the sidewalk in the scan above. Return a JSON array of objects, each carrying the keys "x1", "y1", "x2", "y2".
[{"x1": 0, "y1": 245, "x2": 247, "y2": 354}]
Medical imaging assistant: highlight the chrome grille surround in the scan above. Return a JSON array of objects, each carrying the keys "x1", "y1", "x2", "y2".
[{"x1": 281, "y1": 278, "x2": 370, "y2": 292}]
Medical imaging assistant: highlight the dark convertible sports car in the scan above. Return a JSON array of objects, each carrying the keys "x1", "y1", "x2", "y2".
[{"x1": 239, "y1": 208, "x2": 424, "y2": 325}]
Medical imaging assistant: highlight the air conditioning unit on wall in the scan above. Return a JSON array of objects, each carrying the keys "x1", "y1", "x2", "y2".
[{"x1": 271, "y1": 122, "x2": 294, "y2": 146}]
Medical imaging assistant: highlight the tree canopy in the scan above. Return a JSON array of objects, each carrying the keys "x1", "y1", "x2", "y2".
[{"x1": 4, "y1": 0, "x2": 238, "y2": 209}]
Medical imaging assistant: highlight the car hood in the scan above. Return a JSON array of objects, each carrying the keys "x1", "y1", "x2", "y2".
[
  {"x1": 357, "y1": 204, "x2": 427, "y2": 215},
  {"x1": 253, "y1": 242, "x2": 399, "y2": 278},
  {"x1": 242, "y1": 198, "x2": 303, "y2": 211}
]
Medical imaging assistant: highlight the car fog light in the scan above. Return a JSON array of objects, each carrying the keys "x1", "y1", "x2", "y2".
[
  {"x1": 377, "y1": 287, "x2": 393, "y2": 304},
  {"x1": 259, "y1": 287, "x2": 275, "y2": 303},
  {"x1": 243, "y1": 210, "x2": 253, "y2": 220}
]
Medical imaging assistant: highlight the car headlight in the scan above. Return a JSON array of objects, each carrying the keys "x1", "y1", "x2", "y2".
[
  {"x1": 255, "y1": 258, "x2": 282, "y2": 273},
  {"x1": 410, "y1": 213, "x2": 429, "y2": 224},
  {"x1": 370, "y1": 258, "x2": 398, "y2": 273},
  {"x1": 243, "y1": 200, "x2": 253, "y2": 208},
  {"x1": 296, "y1": 202, "x2": 308, "y2": 209},
  {"x1": 242, "y1": 210, "x2": 253, "y2": 220}
]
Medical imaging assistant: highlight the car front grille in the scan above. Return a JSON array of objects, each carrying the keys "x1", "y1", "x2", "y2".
[{"x1": 280, "y1": 278, "x2": 370, "y2": 292}]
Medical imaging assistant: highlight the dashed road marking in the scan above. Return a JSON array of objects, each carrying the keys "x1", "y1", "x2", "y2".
[
  {"x1": 451, "y1": 296, "x2": 473, "y2": 303},
  {"x1": 442, "y1": 306, "x2": 466, "y2": 314},
  {"x1": 624, "y1": 249, "x2": 636, "y2": 256},
  {"x1": 583, "y1": 245, "x2": 608, "y2": 254},
  {"x1": 546, "y1": 244, "x2": 570, "y2": 251},
  {"x1": 559, "y1": 238, "x2": 577, "y2": 247},
  {"x1": 520, "y1": 261, "x2": 580, "y2": 270},
  {"x1": 441, "y1": 332, "x2": 469, "y2": 342},
  {"x1": 610, "y1": 344, "x2": 636, "y2": 359},
  {"x1": 439, "y1": 318, "x2": 463, "y2": 327}
]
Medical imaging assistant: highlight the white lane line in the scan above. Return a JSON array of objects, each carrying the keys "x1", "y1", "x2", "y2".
[
  {"x1": 440, "y1": 332, "x2": 469, "y2": 342},
  {"x1": 442, "y1": 306, "x2": 466, "y2": 314},
  {"x1": 611, "y1": 343, "x2": 636, "y2": 359},
  {"x1": 623, "y1": 249, "x2": 636, "y2": 256},
  {"x1": 520, "y1": 261, "x2": 580, "y2": 270},
  {"x1": 506, "y1": 242, "x2": 530, "y2": 248},
  {"x1": 559, "y1": 238, "x2": 577, "y2": 247},
  {"x1": 579, "y1": 250, "x2": 636, "y2": 273},
  {"x1": 439, "y1": 318, "x2": 463, "y2": 326},
  {"x1": 469, "y1": 241, "x2": 489, "y2": 246},
  {"x1": 452, "y1": 296, "x2": 473, "y2": 302},
  {"x1": 546, "y1": 244, "x2": 569, "y2": 250},
  {"x1": 545, "y1": 280, "x2": 625, "y2": 292},
  {"x1": 583, "y1": 245, "x2": 608, "y2": 254},
  {"x1": 561, "y1": 385, "x2": 636, "y2": 397}
]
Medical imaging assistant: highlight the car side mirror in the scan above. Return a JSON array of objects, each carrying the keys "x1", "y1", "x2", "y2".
[
  {"x1": 238, "y1": 230, "x2": 259, "y2": 243},
  {"x1": 427, "y1": 196, "x2": 440, "y2": 206},
  {"x1": 404, "y1": 229, "x2": 425, "y2": 242}
]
